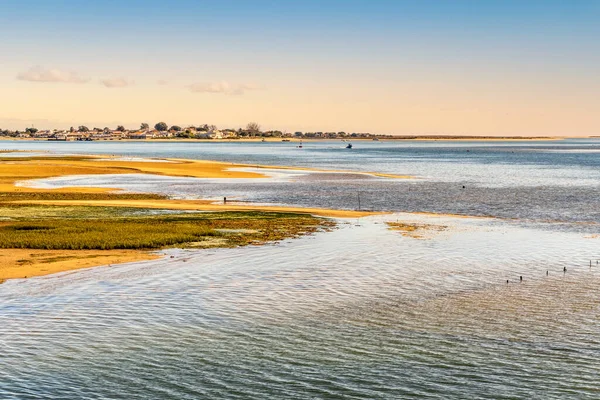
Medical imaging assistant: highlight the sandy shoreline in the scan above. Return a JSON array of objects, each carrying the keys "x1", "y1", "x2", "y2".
[
  {"x1": 0, "y1": 249, "x2": 159, "y2": 283},
  {"x1": 0, "y1": 154, "x2": 391, "y2": 282},
  {"x1": 0, "y1": 155, "x2": 410, "y2": 190}
]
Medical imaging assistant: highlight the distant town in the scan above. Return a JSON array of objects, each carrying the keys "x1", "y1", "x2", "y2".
[
  {"x1": 0, "y1": 123, "x2": 556, "y2": 141},
  {"x1": 0, "y1": 122, "x2": 389, "y2": 141}
]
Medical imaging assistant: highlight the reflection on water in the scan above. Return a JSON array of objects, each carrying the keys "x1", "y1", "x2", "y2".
[
  {"x1": 21, "y1": 170, "x2": 600, "y2": 230},
  {"x1": 2, "y1": 140, "x2": 600, "y2": 398},
  {"x1": 7, "y1": 139, "x2": 600, "y2": 225},
  {"x1": 1, "y1": 215, "x2": 600, "y2": 398}
]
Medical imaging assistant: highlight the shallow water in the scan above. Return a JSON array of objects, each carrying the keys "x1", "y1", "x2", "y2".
[
  {"x1": 2, "y1": 140, "x2": 600, "y2": 398},
  {"x1": 1, "y1": 215, "x2": 599, "y2": 398},
  {"x1": 6, "y1": 139, "x2": 600, "y2": 225}
]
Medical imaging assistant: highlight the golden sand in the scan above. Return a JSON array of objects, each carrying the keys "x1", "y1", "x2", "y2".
[
  {"x1": 386, "y1": 221, "x2": 447, "y2": 239},
  {"x1": 0, "y1": 156, "x2": 410, "y2": 191},
  {"x1": 0, "y1": 155, "x2": 393, "y2": 219},
  {"x1": 0, "y1": 155, "x2": 391, "y2": 282},
  {"x1": 0, "y1": 157, "x2": 264, "y2": 186},
  {"x1": 0, "y1": 249, "x2": 158, "y2": 282}
]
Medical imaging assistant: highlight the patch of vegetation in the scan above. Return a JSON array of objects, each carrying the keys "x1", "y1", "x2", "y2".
[
  {"x1": 0, "y1": 205, "x2": 178, "y2": 219},
  {"x1": 0, "y1": 212, "x2": 332, "y2": 250},
  {"x1": 386, "y1": 221, "x2": 447, "y2": 239},
  {"x1": 0, "y1": 191, "x2": 167, "y2": 202},
  {"x1": 36, "y1": 254, "x2": 105, "y2": 263},
  {"x1": 0, "y1": 156, "x2": 95, "y2": 162}
]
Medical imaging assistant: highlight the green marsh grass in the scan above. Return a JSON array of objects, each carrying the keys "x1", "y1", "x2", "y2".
[
  {"x1": 0, "y1": 205, "x2": 181, "y2": 219},
  {"x1": 0, "y1": 211, "x2": 329, "y2": 250},
  {"x1": 0, "y1": 192, "x2": 167, "y2": 202}
]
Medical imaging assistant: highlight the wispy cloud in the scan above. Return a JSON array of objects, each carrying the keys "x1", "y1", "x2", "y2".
[
  {"x1": 157, "y1": 79, "x2": 168, "y2": 85},
  {"x1": 188, "y1": 81, "x2": 263, "y2": 95},
  {"x1": 16, "y1": 66, "x2": 90, "y2": 84},
  {"x1": 100, "y1": 78, "x2": 133, "y2": 88}
]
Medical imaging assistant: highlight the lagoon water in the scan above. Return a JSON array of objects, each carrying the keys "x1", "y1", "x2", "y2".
[
  {"x1": 1, "y1": 139, "x2": 600, "y2": 398},
  {"x1": 5, "y1": 139, "x2": 600, "y2": 225}
]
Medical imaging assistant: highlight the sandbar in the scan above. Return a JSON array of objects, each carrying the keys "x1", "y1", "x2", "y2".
[
  {"x1": 0, "y1": 249, "x2": 158, "y2": 283},
  {"x1": 0, "y1": 155, "x2": 391, "y2": 282}
]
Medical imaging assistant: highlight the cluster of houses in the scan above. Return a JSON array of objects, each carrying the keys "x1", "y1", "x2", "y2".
[
  {"x1": 9, "y1": 127, "x2": 235, "y2": 141},
  {"x1": 2, "y1": 126, "x2": 377, "y2": 141}
]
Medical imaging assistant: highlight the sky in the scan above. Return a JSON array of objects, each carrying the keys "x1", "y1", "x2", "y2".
[{"x1": 0, "y1": 0, "x2": 599, "y2": 136}]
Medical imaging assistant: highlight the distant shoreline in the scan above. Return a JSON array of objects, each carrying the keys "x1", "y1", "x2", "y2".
[{"x1": 0, "y1": 135, "x2": 576, "y2": 143}]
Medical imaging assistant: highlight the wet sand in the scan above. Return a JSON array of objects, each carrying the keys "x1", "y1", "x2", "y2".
[
  {"x1": 0, "y1": 155, "x2": 395, "y2": 281},
  {"x1": 0, "y1": 155, "x2": 409, "y2": 190},
  {"x1": 0, "y1": 249, "x2": 159, "y2": 283},
  {"x1": 0, "y1": 156, "x2": 264, "y2": 186}
]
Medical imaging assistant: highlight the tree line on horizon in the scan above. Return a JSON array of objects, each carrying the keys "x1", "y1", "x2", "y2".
[
  {"x1": 0, "y1": 122, "x2": 262, "y2": 136},
  {"x1": 1, "y1": 121, "x2": 382, "y2": 139}
]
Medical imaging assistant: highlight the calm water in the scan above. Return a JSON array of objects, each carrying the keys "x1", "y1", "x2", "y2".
[
  {"x1": 6, "y1": 139, "x2": 600, "y2": 225},
  {"x1": 1, "y1": 140, "x2": 600, "y2": 398}
]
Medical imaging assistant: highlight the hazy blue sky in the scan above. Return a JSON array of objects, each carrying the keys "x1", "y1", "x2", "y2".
[{"x1": 1, "y1": 0, "x2": 598, "y2": 135}]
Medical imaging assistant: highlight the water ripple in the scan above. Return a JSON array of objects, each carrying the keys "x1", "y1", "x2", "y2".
[{"x1": 1, "y1": 215, "x2": 599, "y2": 398}]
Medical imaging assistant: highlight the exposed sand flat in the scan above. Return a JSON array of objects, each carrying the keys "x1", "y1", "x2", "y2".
[
  {"x1": 12, "y1": 199, "x2": 383, "y2": 218},
  {"x1": 89, "y1": 158, "x2": 266, "y2": 179},
  {"x1": 1, "y1": 156, "x2": 410, "y2": 191},
  {"x1": 0, "y1": 157, "x2": 267, "y2": 195},
  {"x1": 0, "y1": 182, "x2": 114, "y2": 194},
  {"x1": 0, "y1": 249, "x2": 158, "y2": 282},
  {"x1": 0, "y1": 155, "x2": 390, "y2": 282},
  {"x1": 386, "y1": 221, "x2": 447, "y2": 239},
  {"x1": 0, "y1": 157, "x2": 264, "y2": 184}
]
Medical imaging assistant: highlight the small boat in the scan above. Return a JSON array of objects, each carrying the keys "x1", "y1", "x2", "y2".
[
  {"x1": 346, "y1": 143, "x2": 352, "y2": 149},
  {"x1": 297, "y1": 140, "x2": 303, "y2": 149}
]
